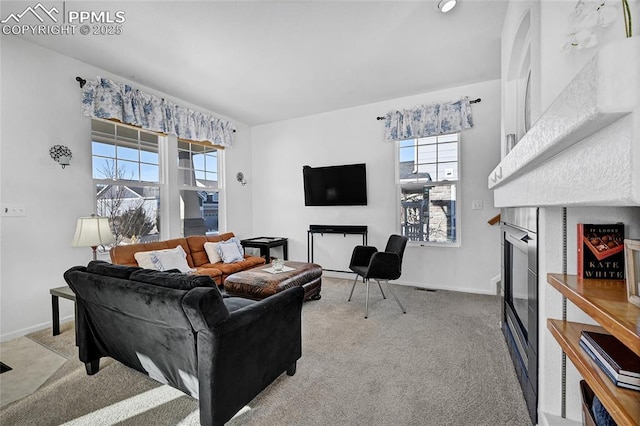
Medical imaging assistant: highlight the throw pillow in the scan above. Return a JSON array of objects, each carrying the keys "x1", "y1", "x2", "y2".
[
  {"x1": 134, "y1": 250, "x2": 158, "y2": 270},
  {"x1": 216, "y1": 240, "x2": 244, "y2": 263},
  {"x1": 154, "y1": 246, "x2": 192, "y2": 273},
  {"x1": 228, "y1": 237, "x2": 245, "y2": 256},
  {"x1": 134, "y1": 246, "x2": 192, "y2": 273},
  {"x1": 204, "y1": 242, "x2": 222, "y2": 264}
]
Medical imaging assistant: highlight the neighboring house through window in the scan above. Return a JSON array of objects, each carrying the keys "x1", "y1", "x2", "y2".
[
  {"x1": 91, "y1": 119, "x2": 224, "y2": 245},
  {"x1": 397, "y1": 133, "x2": 460, "y2": 245},
  {"x1": 92, "y1": 119, "x2": 161, "y2": 245}
]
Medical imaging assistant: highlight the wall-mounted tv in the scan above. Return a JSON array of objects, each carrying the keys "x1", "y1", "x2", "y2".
[{"x1": 303, "y1": 163, "x2": 367, "y2": 206}]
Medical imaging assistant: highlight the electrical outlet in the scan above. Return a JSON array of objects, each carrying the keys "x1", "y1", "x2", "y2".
[
  {"x1": 2, "y1": 204, "x2": 26, "y2": 217},
  {"x1": 471, "y1": 200, "x2": 483, "y2": 210}
]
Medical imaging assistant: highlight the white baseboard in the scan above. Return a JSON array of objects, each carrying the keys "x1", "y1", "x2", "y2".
[
  {"x1": 491, "y1": 274, "x2": 502, "y2": 296},
  {"x1": 321, "y1": 270, "x2": 355, "y2": 281},
  {"x1": 0, "y1": 314, "x2": 74, "y2": 343},
  {"x1": 395, "y1": 280, "x2": 497, "y2": 295},
  {"x1": 540, "y1": 412, "x2": 581, "y2": 426},
  {"x1": 321, "y1": 271, "x2": 497, "y2": 296}
]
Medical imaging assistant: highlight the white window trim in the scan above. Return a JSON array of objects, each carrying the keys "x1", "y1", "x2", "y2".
[
  {"x1": 395, "y1": 134, "x2": 462, "y2": 248},
  {"x1": 217, "y1": 148, "x2": 227, "y2": 233},
  {"x1": 177, "y1": 140, "x2": 220, "y2": 192}
]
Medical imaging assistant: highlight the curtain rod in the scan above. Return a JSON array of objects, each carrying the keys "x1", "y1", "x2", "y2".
[
  {"x1": 375, "y1": 97, "x2": 481, "y2": 120},
  {"x1": 75, "y1": 76, "x2": 236, "y2": 133}
]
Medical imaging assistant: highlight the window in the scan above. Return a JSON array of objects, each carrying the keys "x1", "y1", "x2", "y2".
[
  {"x1": 397, "y1": 134, "x2": 459, "y2": 245},
  {"x1": 92, "y1": 119, "x2": 161, "y2": 245},
  {"x1": 178, "y1": 140, "x2": 220, "y2": 235}
]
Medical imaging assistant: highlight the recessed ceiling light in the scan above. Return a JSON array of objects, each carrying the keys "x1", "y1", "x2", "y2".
[{"x1": 438, "y1": 0, "x2": 457, "y2": 13}]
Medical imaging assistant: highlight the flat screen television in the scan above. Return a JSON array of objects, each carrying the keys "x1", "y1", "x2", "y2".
[{"x1": 303, "y1": 163, "x2": 367, "y2": 206}]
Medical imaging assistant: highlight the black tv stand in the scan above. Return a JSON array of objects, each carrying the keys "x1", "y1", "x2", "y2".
[{"x1": 307, "y1": 225, "x2": 368, "y2": 272}]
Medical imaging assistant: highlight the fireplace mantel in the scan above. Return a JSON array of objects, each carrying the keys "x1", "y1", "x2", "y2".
[{"x1": 489, "y1": 38, "x2": 640, "y2": 208}]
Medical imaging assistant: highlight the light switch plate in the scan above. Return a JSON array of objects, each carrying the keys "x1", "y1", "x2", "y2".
[
  {"x1": 471, "y1": 200, "x2": 483, "y2": 210},
  {"x1": 2, "y1": 204, "x2": 26, "y2": 217}
]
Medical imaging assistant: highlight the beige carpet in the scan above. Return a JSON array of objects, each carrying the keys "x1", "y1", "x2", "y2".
[{"x1": 0, "y1": 278, "x2": 531, "y2": 425}]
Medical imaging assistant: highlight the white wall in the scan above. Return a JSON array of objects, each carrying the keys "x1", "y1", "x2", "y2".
[
  {"x1": 250, "y1": 79, "x2": 502, "y2": 294},
  {"x1": 0, "y1": 37, "x2": 252, "y2": 341},
  {"x1": 224, "y1": 121, "x2": 254, "y2": 237}
]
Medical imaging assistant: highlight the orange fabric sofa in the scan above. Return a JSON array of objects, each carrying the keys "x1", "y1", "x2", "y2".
[{"x1": 110, "y1": 233, "x2": 266, "y2": 285}]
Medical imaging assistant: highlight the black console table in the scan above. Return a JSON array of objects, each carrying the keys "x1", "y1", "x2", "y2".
[{"x1": 307, "y1": 225, "x2": 368, "y2": 272}]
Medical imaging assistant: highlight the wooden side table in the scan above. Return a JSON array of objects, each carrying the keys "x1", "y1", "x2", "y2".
[
  {"x1": 50, "y1": 286, "x2": 76, "y2": 336},
  {"x1": 240, "y1": 237, "x2": 288, "y2": 264}
]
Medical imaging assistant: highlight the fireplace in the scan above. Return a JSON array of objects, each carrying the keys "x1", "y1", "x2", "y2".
[{"x1": 501, "y1": 207, "x2": 538, "y2": 424}]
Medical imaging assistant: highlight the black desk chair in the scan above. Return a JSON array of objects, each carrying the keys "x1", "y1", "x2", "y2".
[{"x1": 348, "y1": 234, "x2": 408, "y2": 318}]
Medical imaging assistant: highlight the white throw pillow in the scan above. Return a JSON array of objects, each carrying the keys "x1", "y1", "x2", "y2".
[
  {"x1": 155, "y1": 246, "x2": 192, "y2": 273},
  {"x1": 204, "y1": 242, "x2": 222, "y2": 264},
  {"x1": 216, "y1": 240, "x2": 244, "y2": 263},
  {"x1": 134, "y1": 250, "x2": 159, "y2": 270},
  {"x1": 134, "y1": 246, "x2": 192, "y2": 272}
]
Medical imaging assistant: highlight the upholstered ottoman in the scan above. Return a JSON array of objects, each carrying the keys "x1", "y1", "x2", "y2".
[{"x1": 224, "y1": 261, "x2": 322, "y2": 301}]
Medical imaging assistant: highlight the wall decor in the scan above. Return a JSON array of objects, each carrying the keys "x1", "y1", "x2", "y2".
[
  {"x1": 236, "y1": 172, "x2": 247, "y2": 186},
  {"x1": 49, "y1": 145, "x2": 72, "y2": 169}
]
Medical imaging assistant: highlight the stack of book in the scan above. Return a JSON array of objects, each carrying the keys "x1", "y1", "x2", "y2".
[{"x1": 579, "y1": 331, "x2": 640, "y2": 391}]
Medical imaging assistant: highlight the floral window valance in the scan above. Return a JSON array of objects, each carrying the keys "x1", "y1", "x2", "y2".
[
  {"x1": 81, "y1": 77, "x2": 236, "y2": 147},
  {"x1": 383, "y1": 97, "x2": 474, "y2": 141}
]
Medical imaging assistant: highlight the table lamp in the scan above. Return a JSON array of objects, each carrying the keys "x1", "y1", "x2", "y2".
[{"x1": 71, "y1": 214, "x2": 116, "y2": 261}]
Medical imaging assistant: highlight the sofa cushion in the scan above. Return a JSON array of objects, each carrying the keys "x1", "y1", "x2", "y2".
[
  {"x1": 87, "y1": 260, "x2": 141, "y2": 279},
  {"x1": 186, "y1": 233, "x2": 236, "y2": 267},
  {"x1": 181, "y1": 287, "x2": 229, "y2": 330},
  {"x1": 214, "y1": 257, "x2": 266, "y2": 276},
  {"x1": 130, "y1": 269, "x2": 216, "y2": 290},
  {"x1": 193, "y1": 266, "x2": 224, "y2": 281},
  {"x1": 223, "y1": 296, "x2": 255, "y2": 313}
]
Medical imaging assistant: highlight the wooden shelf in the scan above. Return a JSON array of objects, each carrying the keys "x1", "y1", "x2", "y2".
[
  {"x1": 547, "y1": 273, "x2": 640, "y2": 426},
  {"x1": 547, "y1": 319, "x2": 640, "y2": 426},
  {"x1": 547, "y1": 273, "x2": 640, "y2": 356}
]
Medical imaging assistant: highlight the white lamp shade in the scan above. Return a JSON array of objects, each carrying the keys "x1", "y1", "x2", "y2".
[{"x1": 71, "y1": 216, "x2": 116, "y2": 247}]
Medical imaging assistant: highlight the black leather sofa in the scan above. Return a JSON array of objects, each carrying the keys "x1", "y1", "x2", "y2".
[{"x1": 64, "y1": 261, "x2": 304, "y2": 426}]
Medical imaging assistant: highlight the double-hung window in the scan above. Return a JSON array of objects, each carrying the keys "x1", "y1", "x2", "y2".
[
  {"x1": 91, "y1": 119, "x2": 161, "y2": 245},
  {"x1": 178, "y1": 140, "x2": 220, "y2": 235},
  {"x1": 397, "y1": 133, "x2": 460, "y2": 245}
]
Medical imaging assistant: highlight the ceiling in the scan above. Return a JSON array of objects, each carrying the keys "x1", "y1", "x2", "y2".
[{"x1": 12, "y1": 1, "x2": 508, "y2": 125}]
